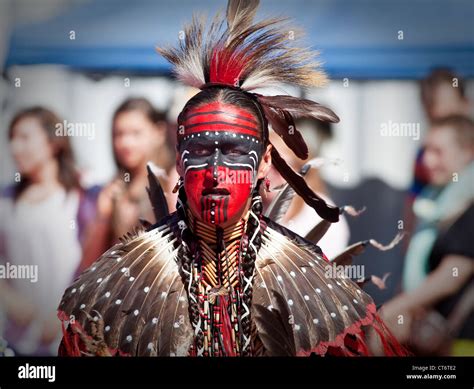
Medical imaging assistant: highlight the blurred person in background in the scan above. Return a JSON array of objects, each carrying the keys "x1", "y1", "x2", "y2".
[
  {"x1": 404, "y1": 69, "x2": 472, "y2": 250},
  {"x1": 79, "y1": 97, "x2": 178, "y2": 272},
  {"x1": 262, "y1": 117, "x2": 350, "y2": 259},
  {"x1": 0, "y1": 106, "x2": 96, "y2": 355},
  {"x1": 382, "y1": 115, "x2": 474, "y2": 356},
  {"x1": 421, "y1": 69, "x2": 471, "y2": 123},
  {"x1": 409, "y1": 69, "x2": 471, "y2": 203}
]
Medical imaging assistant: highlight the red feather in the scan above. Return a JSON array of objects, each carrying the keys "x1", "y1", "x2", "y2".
[{"x1": 210, "y1": 47, "x2": 245, "y2": 86}]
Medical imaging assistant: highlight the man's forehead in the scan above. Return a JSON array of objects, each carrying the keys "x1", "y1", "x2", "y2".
[{"x1": 180, "y1": 101, "x2": 261, "y2": 141}]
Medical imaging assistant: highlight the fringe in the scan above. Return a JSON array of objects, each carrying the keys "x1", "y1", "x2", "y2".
[
  {"x1": 297, "y1": 303, "x2": 410, "y2": 357},
  {"x1": 57, "y1": 310, "x2": 129, "y2": 357}
]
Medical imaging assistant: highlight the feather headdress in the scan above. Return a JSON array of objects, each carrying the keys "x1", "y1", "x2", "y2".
[{"x1": 157, "y1": 0, "x2": 341, "y2": 222}]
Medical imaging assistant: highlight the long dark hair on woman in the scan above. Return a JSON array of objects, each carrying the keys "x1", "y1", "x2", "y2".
[
  {"x1": 111, "y1": 97, "x2": 171, "y2": 173},
  {"x1": 8, "y1": 106, "x2": 80, "y2": 200}
]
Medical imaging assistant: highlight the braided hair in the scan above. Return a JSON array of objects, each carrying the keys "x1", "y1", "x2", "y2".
[
  {"x1": 238, "y1": 179, "x2": 264, "y2": 355},
  {"x1": 175, "y1": 185, "x2": 205, "y2": 355}
]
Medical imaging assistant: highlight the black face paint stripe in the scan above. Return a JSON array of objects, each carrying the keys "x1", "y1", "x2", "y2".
[
  {"x1": 223, "y1": 196, "x2": 228, "y2": 222},
  {"x1": 185, "y1": 110, "x2": 258, "y2": 125},
  {"x1": 185, "y1": 121, "x2": 260, "y2": 133},
  {"x1": 208, "y1": 197, "x2": 212, "y2": 223},
  {"x1": 200, "y1": 195, "x2": 205, "y2": 221}
]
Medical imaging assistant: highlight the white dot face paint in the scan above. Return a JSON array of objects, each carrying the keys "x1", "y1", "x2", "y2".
[{"x1": 178, "y1": 103, "x2": 264, "y2": 228}]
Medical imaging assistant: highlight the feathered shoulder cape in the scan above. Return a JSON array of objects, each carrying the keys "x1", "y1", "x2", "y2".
[{"x1": 58, "y1": 213, "x2": 402, "y2": 356}]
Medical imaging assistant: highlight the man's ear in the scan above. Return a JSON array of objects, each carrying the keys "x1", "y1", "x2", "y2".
[{"x1": 257, "y1": 144, "x2": 272, "y2": 180}]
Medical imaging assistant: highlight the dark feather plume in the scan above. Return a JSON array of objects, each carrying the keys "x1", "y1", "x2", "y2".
[
  {"x1": 261, "y1": 104, "x2": 308, "y2": 159},
  {"x1": 146, "y1": 163, "x2": 169, "y2": 224},
  {"x1": 304, "y1": 219, "x2": 332, "y2": 244},
  {"x1": 257, "y1": 95, "x2": 340, "y2": 124},
  {"x1": 252, "y1": 293, "x2": 296, "y2": 356},
  {"x1": 270, "y1": 147, "x2": 340, "y2": 223},
  {"x1": 332, "y1": 241, "x2": 368, "y2": 267}
]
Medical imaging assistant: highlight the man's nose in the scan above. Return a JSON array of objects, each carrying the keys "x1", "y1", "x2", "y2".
[{"x1": 205, "y1": 148, "x2": 220, "y2": 186}]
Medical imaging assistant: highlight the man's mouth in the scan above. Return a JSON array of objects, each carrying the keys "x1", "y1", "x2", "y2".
[{"x1": 202, "y1": 188, "x2": 230, "y2": 196}]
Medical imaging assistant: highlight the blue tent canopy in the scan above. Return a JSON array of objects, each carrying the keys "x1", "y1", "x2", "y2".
[{"x1": 5, "y1": 0, "x2": 474, "y2": 79}]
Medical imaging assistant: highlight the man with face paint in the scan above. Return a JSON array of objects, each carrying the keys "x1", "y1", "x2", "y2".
[
  {"x1": 178, "y1": 100, "x2": 269, "y2": 227},
  {"x1": 57, "y1": 0, "x2": 407, "y2": 357}
]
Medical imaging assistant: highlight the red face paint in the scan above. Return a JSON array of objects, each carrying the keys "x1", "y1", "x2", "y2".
[
  {"x1": 185, "y1": 165, "x2": 253, "y2": 225},
  {"x1": 178, "y1": 102, "x2": 263, "y2": 226}
]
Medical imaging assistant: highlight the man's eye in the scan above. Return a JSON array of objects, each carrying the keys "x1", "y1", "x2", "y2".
[
  {"x1": 192, "y1": 148, "x2": 212, "y2": 156},
  {"x1": 223, "y1": 147, "x2": 245, "y2": 156}
]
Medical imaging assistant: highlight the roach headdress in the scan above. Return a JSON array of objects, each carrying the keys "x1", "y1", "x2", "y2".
[{"x1": 157, "y1": 0, "x2": 341, "y2": 222}]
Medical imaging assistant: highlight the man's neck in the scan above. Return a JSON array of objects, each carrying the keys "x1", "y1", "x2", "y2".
[
  {"x1": 185, "y1": 208, "x2": 252, "y2": 289},
  {"x1": 186, "y1": 208, "x2": 249, "y2": 246}
]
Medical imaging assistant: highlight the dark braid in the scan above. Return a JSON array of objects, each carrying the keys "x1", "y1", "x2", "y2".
[
  {"x1": 175, "y1": 185, "x2": 205, "y2": 355},
  {"x1": 239, "y1": 179, "x2": 264, "y2": 356}
]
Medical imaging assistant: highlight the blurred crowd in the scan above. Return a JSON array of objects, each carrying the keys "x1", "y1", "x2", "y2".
[{"x1": 0, "y1": 69, "x2": 472, "y2": 356}]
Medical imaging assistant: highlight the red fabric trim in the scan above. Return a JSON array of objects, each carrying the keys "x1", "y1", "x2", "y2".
[
  {"x1": 296, "y1": 303, "x2": 409, "y2": 357},
  {"x1": 57, "y1": 310, "x2": 130, "y2": 357},
  {"x1": 220, "y1": 297, "x2": 237, "y2": 357}
]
